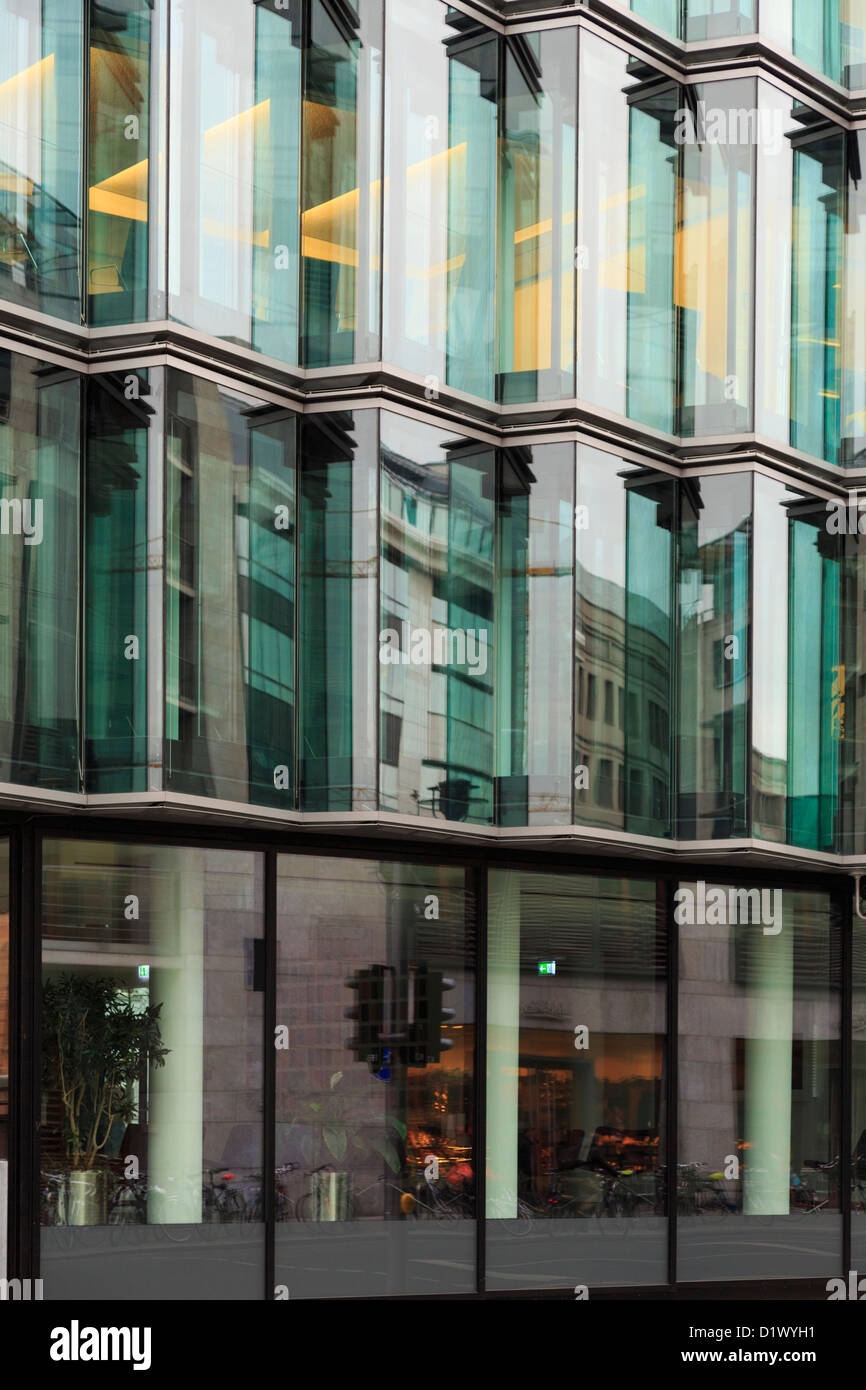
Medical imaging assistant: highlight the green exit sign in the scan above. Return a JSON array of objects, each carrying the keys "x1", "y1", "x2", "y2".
[
  {"x1": 538, "y1": 961, "x2": 556, "y2": 976},
  {"x1": 138, "y1": 965, "x2": 150, "y2": 981}
]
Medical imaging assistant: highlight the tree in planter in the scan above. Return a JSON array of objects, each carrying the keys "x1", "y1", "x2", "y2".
[{"x1": 42, "y1": 974, "x2": 169, "y2": 1177}]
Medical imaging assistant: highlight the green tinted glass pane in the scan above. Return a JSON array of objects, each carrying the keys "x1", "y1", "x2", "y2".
[
  {"x1": 301, "y1": 0, "x2": 381, "y2": 367},
  {"x1": 788, "y1": 513, "x2": 840, "y2": 849},
  {"x1": 791, "y1": 135, "x2": 843, "y2": 463},
  {"x1": 165, "y1": 371, "x2": 296, "y2": 804},
  {"x1": 844, "y1": 131, "x2": 866, "y2": 466},
  {"x1": 685, "y1": 0, "x2": 754, "y2": 40},
  {"x1": 299, "y1": 412, "x2": 377, "y2": 811},
  {"x1": 380, "y1": 413, "x2": 494, "y2": 824},
  {"x1": 0, "y1": 0, "x2": 83, "y2": 321},
  {"x1": 578, "y1": 37, "x2": 677, "y2": 431},
  {"x1": 497, "y1": 444, "x2": 573, "y2": 826},
  {"x1": 85, "y1": 372, "x2": 150, "y2": 791},
  {"x1": 626, "y1": 81, "x2": 678, "y2": 432},
  {"x1": 247, "y1": 415, "x2": 297, "y2": 805},
  {"x1": 169, "y1": 0, "x2": 301, "y2": 365},
  {"x1": 677, "y1": 474, "x2": 750, "y2": 838},
  {"x1": 677, "y1": 81, "x2": 754, "y2": 436},
  {"x1": 384, "y1": 1, "x2": 496, "y2": 399},
  {"x1": 631, "y1": 0, "x2": 680, "y2": 35},
  {"x1": 0, "y1": 352, "x2": 79, "y2": 788},
  {"x1": 497, "y1": 30, "x2": 576, "y2": 404},
  {"x1": 752, "y1": 477, "x2": 840, "y2": 850},
  {"x1": 624, "y1": 478, "x2": 675, "y2": 837},
  {"x1": 253, "y1": 1, "x2": 301, "y2": 363},
  {"x1": 88, "y1": 0, "x2": 150, "y2": 325},
  {"x1": 794, "y1": 0, "x2": 841, "y2": 83}
]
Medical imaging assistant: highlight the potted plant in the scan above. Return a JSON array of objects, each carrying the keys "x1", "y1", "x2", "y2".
[
  {"x1": 289, "y1": 1071, "x2": 407, "y2": 1220},
  {"x1": 42, "y1": 974, "x2": 169, "y2": 1225}
]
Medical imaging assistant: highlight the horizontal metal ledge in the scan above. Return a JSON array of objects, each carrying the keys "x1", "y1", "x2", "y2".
[
  {"x1": 0, "y1": 784, "x2": 859, "y2": 871},
  {"x1": 0, "y1": 319, "x2": 863, "y2": 492}
]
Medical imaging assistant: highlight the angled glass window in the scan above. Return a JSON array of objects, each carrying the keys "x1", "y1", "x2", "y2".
[
  {"x1": 486, "y1": 867, "x2": 667, "y2": 1288},
  {"x1": 40, "y1": 840, "x2": 264, "y2": 1300},
  {"x1": 754, "y1": 83, "x2": 795, "y2": 446},
  {"x1": 678, "y1": 883, "x2": 841, "y2": 1281},
  {"x1": 301, "y1": 0, "x2": 382, "y2": 368},
  {"x1": 573, "y1": 450, "x2": 675, "y2": 837},
  {"x1": 791, "y1": 125, "x2": 844, "y2": 464},
  {"x1": 752, "y1": 477, "x2": 840, "y2": 851},
  {"x1": 0, "y1": 0, "x2": 83, "y2": 322},
  {"x1": 383, "y1": 0, "x2": 497, "y2": 400},
  {"x1": 85, "y1": 371, "x2": 152, "y2": 792},
  {"x1": 497, "y1": 444, "x2": 573, "y2": 827},
  {"x1": 88, "y1": 0, "x2": 151, "y2": 325},
  {"x1": 677, "y1": 474, "x2": 750, "y2": 839},
  {"x1": 0, "y1": 352, "x2": 79, "y2": 790},
  {"x1": 623, "y1": 471, "x2": 676, "y2": 837},
  {"x1": 853, "y1": 909, "x2": 866, "y2": 1268},
  {"x1": 165, "y1": 371, "x2": 297, "y2": 805},
  {"x1": 0, "y1": 840, "x2": 7, "y2": 1280},
  {"x1": 841, "y1": 513, "x2": 866, "y2": 853},
  {"x1": 299, "y1": 411, "x2": 378, "y2": 812},
  {"x1": 379, "y1": 412, "x2": 494, "y2": 824},
  {"x1": 276, "y1": 854, "x2": 475, "y2": 1298},
  {"x1": 793, "y1": 0, "x2": 866, "y2": 86},
  {"x1": 577, "y1": 36, "x2": 678, "y2": 433},
  {"x1": 497, "y1": 30, "x2": 576, "y2": 405},
  {"x1": 169, "y1": 0, "x2": 301, "y2": 364},
  {"x1": 677, "y1": 81, "x2": 755, "y2": 436},
  {"x1": 630, "y1": 0, "x2": 680, "y2": 35},
  {"x1": 842, "y1": 131, "x2": 866, "y2": 467},
  {"x1": 685, "y1": 0, "x2": 755, "y2": 41}
]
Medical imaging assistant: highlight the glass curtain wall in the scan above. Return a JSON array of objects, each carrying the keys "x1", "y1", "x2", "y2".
[
  {"x1": 677, "y1": 474, "x2": 750, "y2": 839},
  {"x1": 0, "y1": 0, "x2": 83, "y2": 321},
  {"x1": 497, "y1": 30, "x2": 576, "y2": 405},
  {"x1": 379, "y1": 412, "x2": 494, "y2": 824},
  {"x1": 383, "y1": 0, "x2": 497, "y2": 400},
  {"x1": 678, "y1": 882, "x2": 841, "y2": 1281},
  {"x1": 752, "y1": 477, "x2": 840, "y2": 851},
  {"x1": 0, "y1": 351, "x2": 79, "y2": 789},
  {"x1": 88, "y1": 0, "x2": 151, "y2": 325},
  {"x1": 40, "y1": 840, "x2": 264, "y2": 1300},
  {"x1": 276, "y1": 854, "x2": 475, "y2": 1298},
  {"x1": 485, "y1": 868, "x2": 667, "y2": 1289},
  {"x1": 85, "y1": 371, "x2": 152, "y2": 792},
  {"x1": 164, "y1": 371, "x2": 297, "y2": 805}
]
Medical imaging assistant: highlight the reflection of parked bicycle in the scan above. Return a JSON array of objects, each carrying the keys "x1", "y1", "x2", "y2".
[{"x1": 202, "y1": 1167, "x2": 246, "y2": 1223}]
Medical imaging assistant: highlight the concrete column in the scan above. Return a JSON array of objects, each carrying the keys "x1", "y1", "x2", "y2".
[
  {"x1": 486, "y1": 870, "x2": 521, "y2": 1218},
  {"x1": 744, "y1": 899, "x2": 793, "y2": 1216},
  {"x1": 148, "y1": 848, "x2": 205, "y2": 1223}
]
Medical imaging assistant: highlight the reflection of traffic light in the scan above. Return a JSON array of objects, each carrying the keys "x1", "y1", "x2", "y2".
[
  {"x1": 344, "y1": 965, "x2": 387, "y2": 1073},
  {"x1": 414, "y1": 966, "x2": 456, "y2": 1064}
]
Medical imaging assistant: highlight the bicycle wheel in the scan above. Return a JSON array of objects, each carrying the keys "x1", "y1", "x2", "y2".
[
  {"x1": 295, "y1": 1190, "x2": 313, "y2": 1221},
  {"x1": 218, "y1": 1189, "x2": 246, "y2": 1223}
]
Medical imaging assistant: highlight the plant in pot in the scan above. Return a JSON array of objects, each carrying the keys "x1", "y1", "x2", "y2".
[
  {"x1": 42, "y1": 974, "x2": 169, "y2": 1225},
  {"x1": 289, "y1": 1071, "x2": 407, "y2": 1220}
]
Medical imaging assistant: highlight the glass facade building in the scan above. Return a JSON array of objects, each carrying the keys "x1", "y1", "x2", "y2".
[{"x1": 1, "y1": 0, "x2": 866, "y2": 1303}]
